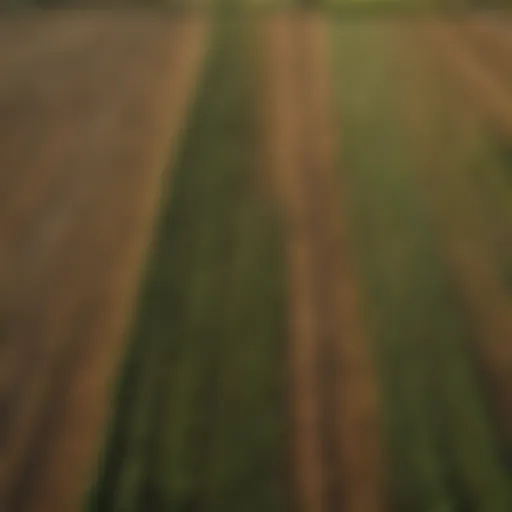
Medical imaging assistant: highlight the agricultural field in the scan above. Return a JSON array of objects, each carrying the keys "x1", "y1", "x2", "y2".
[
  {"x1": 333, "y1": 18, "x2": 512, "y2": 510},
  {"x1": 0, "y1": 5, "x2": 512, "y2": 512},
  {"x1": 0, "y1": 13, "x2": 207, "y2": 512}
]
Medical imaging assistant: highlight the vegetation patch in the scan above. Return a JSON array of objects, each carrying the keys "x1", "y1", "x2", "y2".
[
  {"x1": 332, "y1": 19, "x2": 512, "y2": 511},
  {"x1": 86, "y1": 18, "x2": 286, "y2": 512}
]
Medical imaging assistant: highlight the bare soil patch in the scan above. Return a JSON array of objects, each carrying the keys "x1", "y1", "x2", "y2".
[
  {"x1": 261, "y1": 14, "x2": 382, "y2": 512},
  {"x1": 455, "y1": 15, "x2": 512, "y2": 92},
  {"x1": 425, "y1": 19, "x2": 512, "y2": 140},
  {"x1": 0, "y1": 13, "x2": 207, "y2": 512}
]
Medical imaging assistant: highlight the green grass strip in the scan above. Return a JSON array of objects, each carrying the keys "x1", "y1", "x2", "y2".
[
  {"x1": 86, "y1": 17, "x2": 285, "y2": 512},
  {"x1": 332, "y1": 19, "x2": 511, "y2": 511}
]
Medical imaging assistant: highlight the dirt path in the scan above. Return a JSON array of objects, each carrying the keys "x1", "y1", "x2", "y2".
[
  {"x1": 0, "y1": 14, "x2": 207, "y2": 512},
  {"x1": 261, "y1": 14, "x2": 382, "y2": 512}
]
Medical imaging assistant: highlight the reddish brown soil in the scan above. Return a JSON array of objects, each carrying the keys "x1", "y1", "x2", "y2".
[
  {"x1": 0, "y1": 14, "x2": 207, "y2": 512},
  {"x1": 405, "y1": 19, "x2": 512, "y2": 451},
  {"x1": 261, "y1": 14, "x2": 382, "y2": 512}
]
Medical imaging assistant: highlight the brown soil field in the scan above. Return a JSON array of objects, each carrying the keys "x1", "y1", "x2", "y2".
[
  {"x1": 405, "y1": 19, "x2": 512, "y2": 452},
  {"x1": 261, "y1": 14, "x2": 382, "y2": 512},
  {"x1": 424, "y1": 19, "x2": 512, "y2": 140},
  {"x1": 0, "y1": 14, "x2": 207, "y2": 512},
  {"x1": 455, "y1": 15, "x2": 512, "y2": 92}
]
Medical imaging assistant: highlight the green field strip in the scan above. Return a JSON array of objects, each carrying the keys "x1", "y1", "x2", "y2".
[
  {"x1": 399, "y1": 21, "x2": 512, "y2": 510},
  {"x1": 202, "y1": 198, "x2": 286, "y2": 512},
  {"x1": 452, "y1": 95, "x2": 512, "y2": 291},
  {"x1": 419, "y1": 26, "x2": 512, "y2": 455},
  {"x1": 404, "y1": 22, "x2": 512, "y2": 458},
  {"x1": 86, "y1": 18, "x2": 285, "y2": 512},
  {"x1": 324, "y1": 0, "x2": 437, "y2": 18},
  {"x1": 332, "y1": 19, "x2": 512, "y2": 511},
  {"x1": 332, "y1": 22, "x2": 451, "y2": 511},
  {"x1": 420, "y1": 32, "x2": 512, "y2": 296}
]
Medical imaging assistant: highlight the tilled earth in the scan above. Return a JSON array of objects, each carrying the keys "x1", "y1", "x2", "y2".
[
  {"x1": 261, "y1": 14, "x2": 382, "y2": 512},
  {"x1": 0, "y1": 13, "x2": 207, "y2": 512}
]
